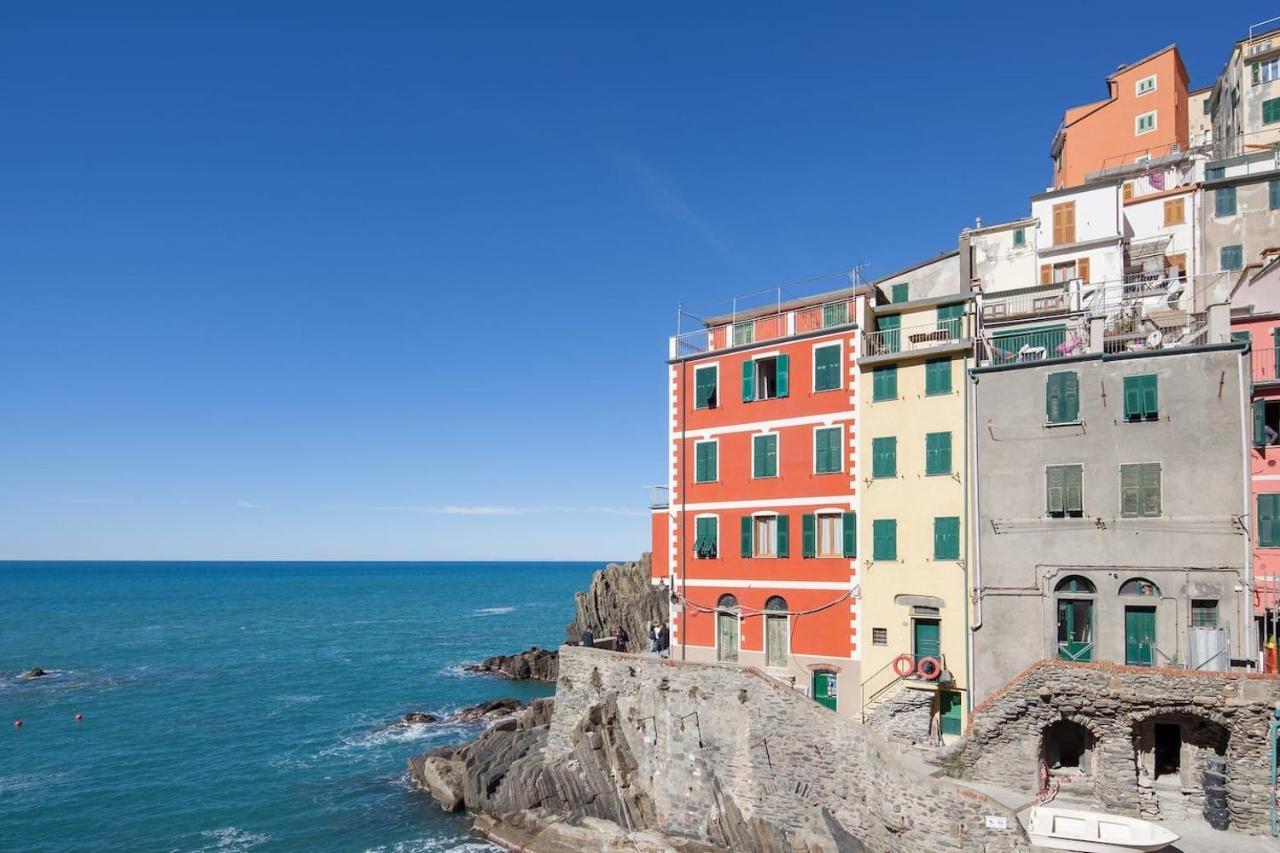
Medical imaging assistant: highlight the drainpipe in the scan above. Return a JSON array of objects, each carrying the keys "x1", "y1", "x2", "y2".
[
  {"x1": 962, "y1": 318, "x2": 974, "y2": 713},
  {"x1": 1271, "y1": 705, "x2": 1279, "y2": 837},
  {"x1": 680, "y1": 356, "x2": 688, "y2": 662},
  {"x1": 968, "y1": 362, "x2": 983, "y2": 699},
  {"x1": 1239, "y1": 348, "x2": 1254, "y2": 663}
]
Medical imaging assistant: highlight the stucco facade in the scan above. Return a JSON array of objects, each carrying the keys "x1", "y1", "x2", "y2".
[{"x1": 970, "y1": 345, "x2": 1254, "y2": 703}]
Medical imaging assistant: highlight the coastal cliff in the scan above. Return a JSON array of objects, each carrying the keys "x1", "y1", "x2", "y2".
[{"x1": 411, "y1": 647, "x2": 1031, "y2": 853}]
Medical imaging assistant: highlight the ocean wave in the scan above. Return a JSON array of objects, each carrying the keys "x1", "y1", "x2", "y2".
[
  {"x1": 437, "y1": 664, "x2": 480, "y2": 679},
  {"x1": 191, "y1": 827, "x2": 271, "y2": 851},
  {"x1": 469, "y1": 606, "x2": 515, "y2": 617},
  {"x1": 0, "y1": 771, "x2": 71, "y2": 794},
  {"x1": 339, "y1": 721, "x2": 478, "y2": 751},
  {"x1": 363, "y1": 838, "x2": 497, "y2": 853}
]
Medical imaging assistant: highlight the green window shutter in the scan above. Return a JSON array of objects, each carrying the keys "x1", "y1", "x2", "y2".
[
  {"x1": 695, "y1": 442, "x2": 716, "y2": 483},
  {"x1": 842, "y1": 511, "x2": 857, "y2": 557},
  {"x1": 1215, "y1": 187, "x2": 1237, "y2": 216},
  {"x1": 937, "y1": 304, "x2": 963, "y2": 338},
  {"x1": 775, "y1": 354, "x2": 790, "y2": 398},
  {"x1": 1255, "y1": 400, "x2": 1267, "y2": 448},
  {"x1": 801, "y1": 514, "x2": 816, "y2": 558},
  {"x1": 934, "y1": 517, "x2": 959, "y2": 560},
  {"x1": 1063, "y1": 372, "x2": 1080, "y2": 421},
  {"x1": 925, "y1": 432, "x2": 951, "y2": 476},
  {"x1": 753, "y1": 434, "x2": 777, "y2": 477},
  {"x1": 694, "y1": 518, "x2": 718, "y2": 558},
  {"x1": 1065, "y1": 466, "x2": 1083, "y2": 514},
  {"x1": 1120, "y1": 464, "x2": 1140, "y2": 517},
  {"x1": 925, "y1": 358, "x2": 951, "y2": 395},
  {"x1": 1123, "y1": 376, "x2": 1141, "y2": 421},
  {"x1": 1142, "y1": 375, "x2": 1157, "y2": 419},
  {"x1": 1265, "y1": 97, "x2": 1280, "y2": 124},
  {"x1": 878, "y1": 314, "x2": 901, "y2": 354},
  {"x1": 1047, "y1": 466, "x2": 1065, "y2": 515},
  {"x1": 891, "y1": 283, "x2": 909, "y2": 303},
  {"x1": 872, "y1": 436, "x2": 896, "y2": 478},
  {"x1": 741, "y1": 360, "x2": 755, "y2": 402},
  {"x1": 1255, "y1": 62, "x2": 1262, "y2": 85},
  {"x1": 1274, "y1": 328, "x2": 1280, "y2": 379},
  {"x1": 873, "y1": 364, "x2": 898, "y2": 401},
  {"x1": 1260, "y1": 495, "x2": 1280, "y2": 547},
  {"x1": 694, "y1": 366, "x2": 717, "y2": 409},
  {"x1": 1271, "y1": 180, "x2": 1280, "y2": 210},
  {"x1": 776, "y1": 515, "x2": 789, "y2": 558},
  {"x1": 1141, "y1": 464, "x2": 1161, "y2": 517},
  {"x1": 740, "y1": 516, "x2": 753, "y2": 557},
  {"x1": 814, "y1": 345, "x2": 840, "y2": 391},
  {"x1": 873, "y1": 519, "x2": 897, "y2": 561},
  {"x1": 1046, "y1": 373, "x2": 1062, "y2": 422},
  {"x1": 816, "y1": 427, "x2": 841, "y2": 474}
]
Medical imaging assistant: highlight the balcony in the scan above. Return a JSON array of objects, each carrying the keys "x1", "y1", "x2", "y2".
[
  {"x1": 981, "y1": 285, "x2": 1075, "y2": 324},
  {"x1": 1252, "y1": 347, "x2": 1280, "y2": 385},
  {"x1": 979, "y1": 324, "x2": 1088, "y2": 366},
  {"x1": 860, "y1": 316, "x2": 968, "y2": 361},
  {"x1": 669, "y1": 291, "x2": 857, "y2": 359}
]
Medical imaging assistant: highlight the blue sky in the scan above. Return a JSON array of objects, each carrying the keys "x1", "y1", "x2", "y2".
[{"x1": 0, "y1": 2, "x2": 1266, "y2": 560}]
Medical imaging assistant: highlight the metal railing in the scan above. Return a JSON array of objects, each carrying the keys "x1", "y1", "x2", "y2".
[
  {"x1": 978, "y1": 326, "x2": 1087, "y2": 366},
  {"x1": 981, "y1": 286, "x2": 1074, "y2": 323},
  {"x1": 1254, "y1": 348, "x2": 1280, "y2": 384},
  {"x1": 860, "y1": 656, "x2": 907, "y2": 722},
  {"x1": 1121, "y1": 163, "x2": 1196, "y2": 201},
  {"x1": 862, "y1": 316, "x2": 966, "y2": 357},
  {"x1": 1057, "y1": 641, "x2": 1093, "y2": 662},
  {"x1": 669, "y1": 293, "x2": 857, "y2": 358},
  {"x1": 646, "y1": 485, "x2": 669, "y2": 510},
  {"x1": 1096, "y1": 142, "x2": 1189, "y2": 175}
]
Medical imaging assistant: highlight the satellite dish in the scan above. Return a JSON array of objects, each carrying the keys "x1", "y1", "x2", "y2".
[{"x1": 1146, "y1": 330, "x2": 1164, "y2": 349}]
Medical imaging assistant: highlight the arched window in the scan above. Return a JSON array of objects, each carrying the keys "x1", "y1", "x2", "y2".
[
  {"x1": 716, "y1": 595, "x2": 739, "y2": 663},
  {"x1": 1120, "y1": 578, "x2": 1161, "y2": 597},
  {"x1": 1055, "y1": 575, "x2": 1096, "y2": 594},
  {"x1": 764, "y1": 596, "x2": 788, "y2": 668},
  {"x1": 1055, "y1": 576, "x2": 1095, "y2": 661}
]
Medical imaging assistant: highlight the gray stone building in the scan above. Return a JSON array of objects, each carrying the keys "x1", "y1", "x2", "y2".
[{"x1": 969, "y1": 344, "x2": 1254, "y2": 702}]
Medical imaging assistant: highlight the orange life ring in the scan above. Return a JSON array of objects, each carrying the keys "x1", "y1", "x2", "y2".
[
  {"x1": 916, "y1": 656, "x2": 942, "y2": 681},
  {"x1": 891, "y1": 654, "x2": 915, "y2": 678}
]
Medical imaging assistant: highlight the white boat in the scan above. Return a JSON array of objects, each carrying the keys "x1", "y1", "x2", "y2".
[{"x1": 1027, "y1": 806, "x2": 1180, "y2": 853}]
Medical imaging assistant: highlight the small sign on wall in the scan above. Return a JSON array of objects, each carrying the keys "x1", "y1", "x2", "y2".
[{"x1": 984, "y1": 815, "x2": 1009, "y2": 831}]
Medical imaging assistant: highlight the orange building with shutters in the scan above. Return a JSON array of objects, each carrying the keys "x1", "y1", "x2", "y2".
[{"x1": 651, "y1": 286, "x2": 863, "y2": 713}]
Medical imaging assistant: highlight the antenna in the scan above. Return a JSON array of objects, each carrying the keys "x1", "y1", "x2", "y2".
[{"x1": 847, "y1": 263, "x2": 870, "y2": 288}]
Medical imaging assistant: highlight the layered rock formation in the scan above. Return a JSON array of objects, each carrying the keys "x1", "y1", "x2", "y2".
[
  {"x1": 565, "y1": 553, "x2": 667, "y2": 653},
  {"x1": 465, "y1": 647, "x2": 559, "y2": 682}
]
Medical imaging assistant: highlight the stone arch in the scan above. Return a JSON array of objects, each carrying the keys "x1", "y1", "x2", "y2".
[
  {"x1": 1042, "y1": 718, "x2": 1099, "y2": 775},
  {"x1": 1129, "y1": 708, "x2": 1231, "y2": 824}
]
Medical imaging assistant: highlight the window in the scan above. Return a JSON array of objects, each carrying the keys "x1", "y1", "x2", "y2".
[
  {"x1": 1261, "y1": 58, "x2": 1280, "y2": 83},
  {"x1": 741, "y1": 355, "x2": 789, "y2": 401},
  {"x1": 1122, "y1": 374, "x2": 1158, "y2": 422},
  {"x1": 1119, "y1": 577, "x2": 1160, "y2": 596},
  {"x1": 1135, "y1": 111, "x2": 1157, "y2": 134},
  {"x1": 1191, "y1": 600, "x2": 1218, "y2": 628},
  {"x1": 752, "y1": 434, "x2": 778, "y2": 478},
  {"x1": 694, "y1": 440, "x2": 718, "y2": 483},
  {"x1": 1233, "y1": 330, "x2": 1252, "y2": 345},
  {"x1": 872, "y1": 519, "x2": 897, "y2": 561},
  {"x1": 1163, "y1": 198, "x2": 1185, "y2": 226},
  {"x1": 925, "y1": 358, "x2": 952, "y2": 395},
  {"x1": 1215, "y1": 187, "x2": 1237, "y2": 217},
  {"x1": 1221, "y1": 245, "x2": 1243, "y2": 271},
  {"x1": 813, "y1": 344, "x2": 841, "y2": 392},
  {"x1": 733, "y1": 322, "x2": 754, "y2": 346},
  {"x1": 1013, "y1": 227, "x2": 1026, "y2": 247},
  {"x1": 925, "y1": 431, "x2": 952, "y2": 476},
  {"x1": 891, "y1": 282, "x2": 909, "y2": 303},
  {"x1": 1271, "y1": 180, "x2": 1280, "y2": 210},
  {"x1": 1206, "y1": 165, "x2": 1225, "y2": 181},
  {"x1": 801, "y1": 510, "x2": 856, "y2": 558},
  {"x1": 875, "y1": 314, "x2": 901, "y2": 354},
  {"x1": 741, "y1": 514, "x2": 789, "y2": 558},
  {"x1": 1046, "y1": 371, "x2": 1080, "y2": 424},
  {"x1": 1256, "y1": 399, "x2": 1280, "y2": 447},
  {"x1": 693, "y1": 365, "x2": 717, "y2": 409},
  {"x1": 1135, "y1": 74, "x2": 1156, "y2": 95},
  {"x1": 1265, "y1": 97, "x2": 1280, "y2": 125},
  {"x1": 937, "y1": 303, "x2": 964, "y2": 339},
  {"x1": 933, "y1": 516, "x2": 960, "y2": 560},
  {"x1": 871, "y1": 436, "x2": 897, "y2": 478},
  {"x1": 872, "y1": 364, "x2": 898, "y2": 401},
  {"x1": 693, "y1": 517, "x2": 718, "y2": 559},
  {"x1": 814, "y1": 426, "x2": 842, "y2": 474},
  {"x1": 1055, "y1": 575, "x2": 1095, "y2": 594},
  {"x1": 1123, "y1": 181, "x2": 1135, "y2": 201},
  {"x1": 1259, "y1": 494, "x2": 1280, "y2": 547},
  {"x1": 871, "y1": 627, "x2": 888, "y2": 646},
  {"x1": 764, "y1": 596, "x2": 788, "y2": 667},
  {"x1": 1052, "y1": 202, "x2": 1076, "y2": 246},
  {"x1": 1055, "y1": 576, "x2": 1095, "y2": 662},
  {"x1": 1120, "y1": 463, "x2": 1162, "y2": 518},
  {"x1": 1046, "y1": 464, "x2": 1084, "y2": 518}
]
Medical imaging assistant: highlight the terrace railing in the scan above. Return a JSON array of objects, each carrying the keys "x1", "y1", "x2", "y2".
[
  {"x1": 862, "y1": 316, "x2": 967, "y2": 357},
  {"x1": 1253, "y1": 347, "x2": 1280, "y2": 384},
  {"x1": 669, "y1": 292, "x2": 856, "y2": 358}
]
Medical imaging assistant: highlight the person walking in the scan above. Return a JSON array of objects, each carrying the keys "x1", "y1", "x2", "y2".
[
  {"x1": 648, "y1": 622, "x2": 660, "y2": 653},
  {"x1": 613, "y1": 625, "x2": 629, "y2": 653},
  {"x1": 657, "y1": 622, "x2": 670, "y2": 658},
  {"x1": 579, "y1": 627, "x2": 594, "y2": 648}
]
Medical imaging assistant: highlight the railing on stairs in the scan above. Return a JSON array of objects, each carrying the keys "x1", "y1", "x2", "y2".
[{"x1": 860, "y1": 656, "x2": 908, "y2": 723}]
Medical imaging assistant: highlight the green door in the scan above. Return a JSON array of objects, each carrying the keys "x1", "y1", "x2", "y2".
[
  {"x1": 716, "y1": 612, "x2": 738, "y2": 663},
  {"x1": 1125, "y1": 607, "x2": 1156, "y2": 667},
  {"x1": 812, "y1": 671, "x2": 837, "y2": 711},
  {"x1": 938, "y1": 690, "x2": 963, "y2": 736},
  {"x1": 913, "y1": 619, "x2": 941, "y2": 666},
  {"x1": 937, "y1": 303, "x2": 964, "y2": 339},
  {"x1": 878, "y1": 314, "x2": 901, "y2": 354},
  {"x1": 1057, "y1": 599, "x2": 1093, "y2": 661}
]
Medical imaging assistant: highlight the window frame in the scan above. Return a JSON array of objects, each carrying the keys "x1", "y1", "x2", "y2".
[
  {"x1": 815, "y1": 511, "x2": 844, "y2": 558},
  {"x1": 1046, "y1": 370, "x2": 1081, "y2": 425},
  {"x1": 1258, "y1": 493, "x2": 1280, "y2": 548},
  {"x1": 752, "y1": 512, "x2": 780, "y2": 558},
  {"x1": 1119, "y1": 462, "x2": 1162, "y2": 519},
  {"x1": 890, "y1": 282, "x2": 909, "y2": 303},
  {"x1": 925, "y1": 431, "x2": 952, "y2": 476},
  {"x1": 1265, "y1": 96, "x2": 1280, "y2": 125},
  {"x1": 871, "y1": 436, "x2": 897, "y2": 479},
  {"x1": 1122, "y1": 374, "x2": 1159, "y2": 422},
  {"x1": 1013, "y1": 227, "x2": 1026, "y2": 248},
  {"x1": 1271, "y1": 180, "x2": 1280, "y2": 211},
  {"x1": 871, "y1": 518, "x2": 897, "y2": 561},
  {"x1": 1190, "y1": 599, "x2": 1219, "y2": 628},
  {"x1": 693, "y1": 363, "x2": 719, "y2": 410},
  {"x1": 1221, "y1": 244, "x2": 1244, "y2": 271},
  {"x1": 693, "y1": 438, "x2": 719, "y2": 484},
  {"x1": 812, "y1": 342, "x2": 842, "y2": 393},
  {"x1": 1046, "y1": 464, "x2": 1084, "y2": 518},
  {"x1": 813, "y1": 425, "x2": 843, "y2": 475},
  {"x1": 693, "y1": 514, "x2": 719, "y2": 559},
  {"x1": 1214, "y1": 186, "x2": 1237, "y2": 217},
  {"x1": 925, "y1": 357, "x2": 952, "y2": 396},
  {"x1": 1135, "y1": 74, "x2": 1157, "y2": 96},
  {"x1": 751, "y1": 432, "x2": 779, "y2": 479},
  {"x1": 871, "y1": 364, "x2": 898, "y2": 402},
  {"x1": 1163, "y1": 197, "x2": 1185, "y2": 226},
  {"x1": 933, "y1": 516, "x2": 961, "y2": 560},
  {"x1": 1134, "y1": 110, "x2": 1157, "y2": 135},
  {"x1": 871, "y1": 627, "x2": 888, "y2": 646}
]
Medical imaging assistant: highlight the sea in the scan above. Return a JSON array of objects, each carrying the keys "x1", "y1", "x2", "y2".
[{"x1": 0, "y1": 561, "x2": 600, "y2": 853}]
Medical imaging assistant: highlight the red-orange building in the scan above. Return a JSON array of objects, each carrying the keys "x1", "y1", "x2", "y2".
[
  {"x1": 651, "y1": 290, "x2": 862, "y2": 713},
  {"x1": 1050, "y1": 45, "x2": 1190, "y2": 189}
]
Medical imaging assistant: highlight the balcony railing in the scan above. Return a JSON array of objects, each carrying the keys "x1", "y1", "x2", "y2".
[
  {"x1": 981, "y1": 286, "x2": 1074, "y2": 323},
  {"x1": 1252, "y1": 347, "x2": 1280, "y2": 384},
  {"x1": 862, "y1": 316, "x2": 967, "y2": 358},
  {"x1": 978, "y1": 325, "x2": 1087, "y2": 366},
  {"x1": 669, "y1": 293, "x2": 856, "y2": 358},
  {"x1": 647, "y1": 485, "x2": 669, "y2": 510},
  {"x1": 1121, "y1": 163, "x2": 1196, "y2": 201}
]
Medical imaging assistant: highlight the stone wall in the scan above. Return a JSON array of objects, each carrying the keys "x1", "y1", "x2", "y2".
[
  {"x1": 565, "y1": 554, "x2": 668, "y2": 652},
  {"x1": 540, "y1": 646, "x2": 1028, "y2": 852},
  {"x1": 943, "y1": 660, "x2": 1280, "y2": 834},
  {"x1": 863, "y1": 682, "x2": 937, "y2": 748}
]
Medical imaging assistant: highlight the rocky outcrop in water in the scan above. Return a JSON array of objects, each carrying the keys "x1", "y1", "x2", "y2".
[
  {"x1": 465, "y1": 647, "x2": 559, "y2": 682},
  {"x1": 19, "y1": 668, "x2": 47, "y2": 680},
  {"x1": 565, "y1": 554, "x2": 667, "y2": 652}
]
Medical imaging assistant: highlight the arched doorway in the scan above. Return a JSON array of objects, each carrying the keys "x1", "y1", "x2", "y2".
[
  {"x1": 1120, "y1": 578, "x2": 1161, "y2": 666},
  {"x1": 716, "y1": 594, "x2": 739, "y2": 663},
  {"x1": 1042, "y1": 719, "x2": 1097, "y2": 776},
  {"x1": 764, "y1": 596, "x2": 788, "y2": 668},
  {"x1": 1133, "y1": 712, "x2": 1229, "y2": 825},
  {"x1": 1054, "y1": 575, "x2": 1096, "y2": 661}
]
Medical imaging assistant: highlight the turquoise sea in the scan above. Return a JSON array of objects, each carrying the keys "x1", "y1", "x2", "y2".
[{"x1": 0, "y1": 561, "x2": 598, "y2": 853}]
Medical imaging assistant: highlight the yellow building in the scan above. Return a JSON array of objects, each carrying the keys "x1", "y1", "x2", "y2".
[{"x1": 854, "y1": 259, "x2": 972, "y2": 744}]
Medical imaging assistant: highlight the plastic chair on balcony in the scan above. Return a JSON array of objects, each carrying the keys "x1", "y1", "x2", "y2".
[
  {"x1": 1056, "y1": 335, "x2": 1084, "y2": 357},
  {"x1": 1018, "y1": 344, "x2": 1047, "y2": 362}
]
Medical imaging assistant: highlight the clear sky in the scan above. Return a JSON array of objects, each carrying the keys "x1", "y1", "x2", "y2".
[{"x1": 0, "y1": 2, "x2": 1267, "y2": 560}]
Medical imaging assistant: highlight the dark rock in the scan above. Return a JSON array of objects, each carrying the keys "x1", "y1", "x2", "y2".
[
  {"x1": 400, "y1": 712, "x2": 438, "y2": 725},
  {"x1": 465, "y1": 647, "x2": 559, "y2": 682},
  {"x1": 565, "y1": 554, "x2": 669, "y2": 653},
  {"x1": 451, "y1": 697, "x2": 525, "y2": 724},
  {"x1": 18, "y1": 668, "x2": 47, "y2": 680}
]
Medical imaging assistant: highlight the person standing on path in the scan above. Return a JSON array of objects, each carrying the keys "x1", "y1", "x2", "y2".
[{"x1": 658, "y1": 623, "x2": 670, "y2": 658}]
